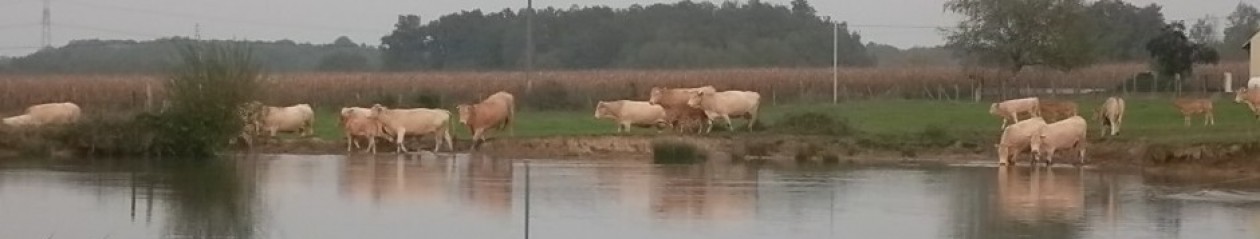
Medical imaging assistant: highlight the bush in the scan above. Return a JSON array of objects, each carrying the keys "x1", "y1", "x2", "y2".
[
  {"x1": 776, "y1": 112, "x2": 857, "y2": 136},
  {"x1": 652, "y1": 140, "x2": 706, "y2": 164},
  {"x1": 148, "y1": 43, "x2": 261, "y2": 157}
]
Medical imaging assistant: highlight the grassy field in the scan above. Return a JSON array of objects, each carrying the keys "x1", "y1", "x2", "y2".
[{"x1": 303, "y1": 96, "x2": 1260, "y2": 145}]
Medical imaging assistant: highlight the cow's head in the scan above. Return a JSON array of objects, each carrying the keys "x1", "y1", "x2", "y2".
[
  {"x1": 1029, "y1": 134, "x2": 1048, "y2": 162},
  {"x1": 648, "y1": 87, "x2": 665, "y2": 105},
  {"x1": 594, "y1": 101, "x2": 612, "y2": 119},
  {"x1": 1236, "y1": 88, "x2": 1250, "y2": 103},
  {"x1": 988, "y1": 103, "x2": 999, "y2": 115},
  {"x1": 456, "y1": 104, "x2": 474, "y2": 124},
  {"x1": 685, "y1": 91, "x2": 706, "y2": 108}
]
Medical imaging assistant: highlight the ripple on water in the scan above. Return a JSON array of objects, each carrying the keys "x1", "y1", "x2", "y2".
[{"x1": 1159, "y1": 190, "x2": 1260, "y2": 204}]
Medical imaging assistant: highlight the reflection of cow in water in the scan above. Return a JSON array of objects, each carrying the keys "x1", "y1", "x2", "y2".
[
  {"x1": 338, "y1": 154, "x2": 512, "y2": 215},
  {"x1": 647, "y1": 165, "x2": 758, "y2": 220},
  {"x1": 996, "y1": 166, "x2": 1085, "y2": 222}
]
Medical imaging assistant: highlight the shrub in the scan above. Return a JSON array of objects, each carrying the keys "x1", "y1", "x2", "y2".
[
  {"x1": 147, "y1": 43, "x2": 261, "y2": 157},
  {"x1": 776, "y1": 112, "x2": 857, "y2": 136},
  {"x1": 652, "y1": 140, "x2": 706, "y2": 164}
]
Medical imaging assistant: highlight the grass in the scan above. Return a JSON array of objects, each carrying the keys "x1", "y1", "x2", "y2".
[{"x1": 298, "y1": 96, "x2": 1260, "y2": 146}]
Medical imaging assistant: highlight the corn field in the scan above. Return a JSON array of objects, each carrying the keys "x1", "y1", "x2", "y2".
[{"x1": 0, "y1": 63, "x2": 1245, "y2": 113}]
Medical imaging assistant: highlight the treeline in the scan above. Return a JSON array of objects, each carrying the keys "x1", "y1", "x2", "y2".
[
  {"x1": 380, "y1": 0, "x2": 872, "y2": 70},
  {"x1": 1, "y1": 37, "x2": 381, "y2": 73}
]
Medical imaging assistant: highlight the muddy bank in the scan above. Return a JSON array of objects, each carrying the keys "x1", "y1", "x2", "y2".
[{"x1": 237, "y1": 134, "x2": 1260, "y2": 173}]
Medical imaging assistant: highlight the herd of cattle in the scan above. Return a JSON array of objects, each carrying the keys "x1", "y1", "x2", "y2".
[
  {"x1": 9, "y1": 85, "x2": 1260, "y2": 162},
  {"x1": 989, "y1": 88, "x2": 1260, "y2": 166}
]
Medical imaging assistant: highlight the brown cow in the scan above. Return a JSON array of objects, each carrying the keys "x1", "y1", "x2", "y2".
[
  {"x1": 1038, "y1": 100, "x2": 1079, "y2": 122},
  {"x1": 1173, "y1": 98, "x2": 1214, "y2": 126},
  {"x1": 649, "y1": 86, "x2": 715, "y2": 133},
  {"x1": 1234, "y1": 87, "x2": 1260, "y2": 119},
  {"x1": 457, "y1": 91, "x2": 515, "y2": 150}
]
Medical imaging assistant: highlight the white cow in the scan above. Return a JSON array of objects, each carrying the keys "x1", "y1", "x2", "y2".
[
  {"x1": 2, "y1": 102, "x2": 82, "y2": 128},
  {"x1": 254, "y1": 103, "x2": 315, "y2": 137},
  {"x1": 1030, "y1": 116, "x2": 1088, "y2": 166},
  {"x1": 995, "y1": 117, "x2": 1048, "y2": 166},
  {"x1": 1096, "y1": 97, "x2": 1125, "y2": 137},
  {"x1": 686, "y1": 90, "x2": 760, "y2": 133},
  {"x1": 371, "y1": 104, "x2": 454, "y2": 153},
  {"x1": 990, "y1": 97, "x2": 1040, "y2": 129},
  {"x1": 594, "y1": 100, "x2": 668, "y2": 133}
]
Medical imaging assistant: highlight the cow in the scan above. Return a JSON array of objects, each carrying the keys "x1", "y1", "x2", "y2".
[
  {"x1": 340, "y1": 107, "x2": 385, "y2": 153},
  {"x1": 686, "y1": 90, "x2": 760, "y2": 133},
  {"x1": 457, "y1": 91, "x2": 515, "y2": 150},
  {"x1": 2, "y1": 102, "x2": 82, "y2": 128},
  {"x1": 649, "y1": 86, "x2": 717, "y2": 133},
  {"x1": 1095, "y1": 97, "x2": 1125, "y2": 137},
  {"x1": 990, "y1": 97, "x2": 1040, "y2": 129},
  {"x1": 371, "y1": 104, "x2": 454, "y2": 153},
  {"x1": 253, "y1": 103, "x2": 316, "y2": 137},
  {"x1": 1038, "y1": 100, "x2": 1078, "y2": 122},
  {"x1": 1030, "y1": 115, "x2": 1087, "y2": 166},
  {"x1": 594, "y1": 100, "x2": 668, "y2": 133},
  {"x1": 995, "y1": 117, "x2": 1048, "y2": 166},
  {"x1": 1234, "y1": 87, "x2": 1260, "y2": 119},
  {"x1": 663, "y1": 106, "x2": 710, "y2": 134},
  {"x1": 1173, "y1": 98, "x2": 1215, "y2": 126}
]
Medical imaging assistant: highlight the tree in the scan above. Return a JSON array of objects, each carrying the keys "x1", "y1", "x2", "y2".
[
  {"x1": 378, "y1": 0, "x2": 872, "y2": 70},
  {"x1": 1189, "y1": 16, "x2": 1220, "y2": 45},
  {"x1": 317, "y1": 51, "x2": 371, "y2": 71},
  {"x1": 943, "y1": 0, "x2": 1093, "y2": 98},
  {"x1": 1083, "y1": 0, "x2": 1165, "y2": 62},
  {"x1": 332, "y1": 36, "x2": 357, "y2": 47},
  {"x1": 1223, "y1": 3, "x2": 1260, "y2": 60},
  {"x1": 1146, "y1": 21, "x2": 1220, "y2": 90}
]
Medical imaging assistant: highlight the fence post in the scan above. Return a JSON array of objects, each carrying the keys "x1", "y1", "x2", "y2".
[
  {"x1": 145, "y1": 83, "x2": 153, "y2": 112},
  {"x1": 1225, "y1": 72, "x2": 1234, "y2": 93}
]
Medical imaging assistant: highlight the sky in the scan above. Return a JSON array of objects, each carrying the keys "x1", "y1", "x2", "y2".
[{"x1": 0, "y1": 0, "x2": 1255, "y2": 56}]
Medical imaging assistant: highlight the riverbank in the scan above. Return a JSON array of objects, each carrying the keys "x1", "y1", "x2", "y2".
[{"x1": 230, "y1": 133, "x2": 1260, "y2": 176}]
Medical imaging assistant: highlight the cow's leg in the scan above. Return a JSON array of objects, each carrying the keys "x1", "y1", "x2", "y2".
[
  {"x1": 395, "y1": 129, "x2": 408, "y2": 153},
  {"x1": 1078, "y1": 145, "x2": 1087, "y2": 165},
  {"x1": 716, "y1": 115, "x2": 728, "y2": 132},
  {"x1": 443, "y1": 127, "x2": 454, "y2": 152},
  {"x1": 470, "y1": 129, "x2": 483, "y2": 151},
  {"x1": 367, "y1": 135, "x2": 376, "y2": 154},
  {"x1": 1045, "y1": 150, "x2": 1055, "y2": 166},
  {"x1": 433, "y1": 133, "x2": 442, "y2": 153},
  {"x1": 1184, "y1": 115, "x2": 1191, "y2": 127},
  {"x1": 345, "y1": 134, "x2": 354, "y2": 152},
  {"x1": 1208, "y1": 111, "x2": 1216, "y2": 126}
]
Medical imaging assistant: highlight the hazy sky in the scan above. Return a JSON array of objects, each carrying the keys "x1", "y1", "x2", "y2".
[{"x1": 0, "y1": 0, "x2": 1255, "y2": 56}]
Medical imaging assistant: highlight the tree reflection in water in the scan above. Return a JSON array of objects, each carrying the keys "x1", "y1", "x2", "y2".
[{"x1": 155, "y1": 158, "x2": 261, "y2": 239}]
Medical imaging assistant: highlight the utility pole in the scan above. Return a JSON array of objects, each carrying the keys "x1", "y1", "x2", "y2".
[
  {"x1": 524, "y1": 0, "x2": 535, "y2": 94},
  {"x1": 824, "y1": 17, "x2": 840, "y2": 104},
  {"x1": 194, "y1": 23, "x2": 201, "y2": 40},
  {"x1": 41, "y1": 0, "x2": 51, "y2": 48}
]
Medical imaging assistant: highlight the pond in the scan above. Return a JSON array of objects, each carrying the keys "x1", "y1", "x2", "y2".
[{"x1": 2, "y1": 154, "x2": 1260, "y2": 239}]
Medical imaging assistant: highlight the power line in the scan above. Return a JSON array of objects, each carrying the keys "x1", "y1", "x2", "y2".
[
  {"x1": 53, "y1": 22, "x2": 163, "y2": 38},
  {"x1": 58, "y1": 0, "x2": 381, "y2": 34},
  {"x1": 0, "y1": 22, "x2": 40, "y2": 30}
]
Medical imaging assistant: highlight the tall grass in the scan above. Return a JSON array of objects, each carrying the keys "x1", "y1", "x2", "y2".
[{"x1": 0, "y1": 63, "x2": 1244, "y2": 112}]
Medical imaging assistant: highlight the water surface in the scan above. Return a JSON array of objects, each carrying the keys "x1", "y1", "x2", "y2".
[{"x1": 2, "y1": 154, "x2": 1260, "y2": 239}]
